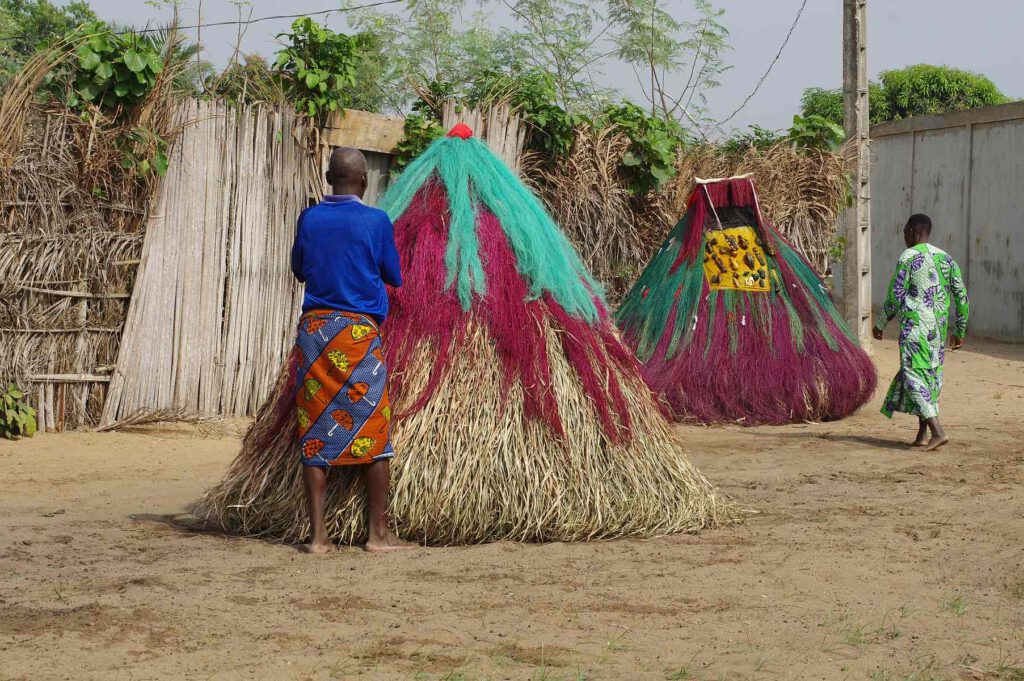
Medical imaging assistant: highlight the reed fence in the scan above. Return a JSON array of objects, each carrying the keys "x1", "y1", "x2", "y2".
[
  {"x1": 101, "y1": 100, "x2": 320, "y2": 426},
  {"x1": 441, "y1": 101, "x2": 526, "y2": 173}
]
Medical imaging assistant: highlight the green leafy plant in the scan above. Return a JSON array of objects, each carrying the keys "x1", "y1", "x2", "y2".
[
  {"x1": 800, "y1": 64, "x2": 1009, "y2": 129},
  {"x1": 1, "y1": 384, "x2": 37, "y2": 439},
  {"x1": 273, "y1": 17, "x2": 368, "y2": 120},
  {"x1": 468, "y1": 65, "x2": 582, "y2": 157},
  {"x1": 828, "y1": 236, "x2": 848, "y2": 263},
  {"x1": 139, "y1": 25, "x2": 211, "y2": 96},
  {"x1": 787, "y1": 113, "x2": 845, "y2": 151},
  {"x1": 393, "y1": 110, "x2": 445, "y2": 173},
  {"x1": 67, "y1": 21, "x2": 163, "y2": 111},
  {"x1": 119, "y1": 126, "x2": 170, "y2": 177},
  {"x1": 600, "y1": 101, "x2": 689, "y2": 194}
]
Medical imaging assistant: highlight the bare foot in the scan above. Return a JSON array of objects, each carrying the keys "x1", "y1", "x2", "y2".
[
  {"x1": 364, "y1": 530, "x2": 416, "y2": 553},
  {"x1": 924, "y1": 435, "x2": 949, "y2": 451},
  {"x1": 911, "y1": 423, "x2": 929, "y2": 447},
  {"x1": 305, "y1": 542, "x2": 332, "y2": 555}
]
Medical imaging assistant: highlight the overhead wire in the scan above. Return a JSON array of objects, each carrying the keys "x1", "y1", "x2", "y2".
[
  {"x1": 0, "y1": 0, "x2": 403, "y2": 43},
  {"x1": 717, "y1": 0, "x2": 809, "y2": 127}
]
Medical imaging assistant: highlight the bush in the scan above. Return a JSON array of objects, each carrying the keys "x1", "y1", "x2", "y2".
[
  {"x1": 787, "y1": 114, "x2": 845, "y2": 151},
  {"x1": 67, "y1": 21, "x2": 163, "y2": 111},
  {"x1": 800, "y1": 64, "x2": 1009, "y2": 129},
  {"x1": 393, "y1": 111, "x2": 445, "y2": 173},
  {"x1": 800, "y1": 82, "x2": 890, "y2": 127},
  {"x1": 721, "y1": 125, "x2": 784, "y2": 153},
  {"x1": 207, "y1": 54, "x2": 283, "y2": 106},
  {"x1": 273, "y1": 17, "x2": 368, "y2": 120},
  {"x1": 0, "y1": 0, "x2": 95, "y2": 81},
  {"x1": 1, "y1": 384, "x2": 36, "y2": 439},
  {"x1": 468, "y1": 66, "x2": 582, "y2": 157},
  {"x1": 880, "y1": 64, "x2": 1009, "y2": 119},
  {"x1": 599, "y1": 102, "x2": 690, "y2": 194}
]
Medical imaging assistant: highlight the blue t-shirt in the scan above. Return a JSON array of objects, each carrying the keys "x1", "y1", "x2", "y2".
[{"x1": 290, "y1": 195, "x2": 402, "y2": 321}]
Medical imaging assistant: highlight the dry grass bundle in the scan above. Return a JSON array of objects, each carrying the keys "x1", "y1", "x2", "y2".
[
  {"x1": 0, "y1": 39, "x2": 75, "y2": 166},
  {"x1": 195, "y1": 320, "x2": 733, "y2": 545},
  {"x1": 524, "y1": 132, "x2": 851, "y2": 302},
  {"x1": 96, "y1": 403, "x2": 224, "y2": 430},
  {"x1": 521, "y1": 126, "x2": 660, "y2": 303}
]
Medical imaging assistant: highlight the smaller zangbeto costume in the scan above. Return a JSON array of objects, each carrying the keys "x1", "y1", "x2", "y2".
[
  {"x1": 615, "y1": 176, "x2": 876, "y2": 424},
  {"x1": 875, "y1": 243, "x2": 968, "y2": 420},
  {"x1": 289, "y1": 194, "x2": 402, "y2": 466}
]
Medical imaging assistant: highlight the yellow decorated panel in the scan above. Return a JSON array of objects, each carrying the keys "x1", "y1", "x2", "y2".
[{"x1": 702, "y1": 226, "x2": 771, "y2": 292}]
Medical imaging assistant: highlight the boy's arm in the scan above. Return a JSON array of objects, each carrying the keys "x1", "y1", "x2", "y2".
[
  {"x1": 949, "y1": 256, "x2": 969, "y2": 339},
  {"x1": 379, "y1": 214, "x2": 402, "y2": 288},
  {"x1": 291, "y1": 208, "x2": 309, "y2": 283}
]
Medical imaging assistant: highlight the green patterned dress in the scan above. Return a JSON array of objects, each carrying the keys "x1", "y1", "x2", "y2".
[{"x1": 875, "y1": 243, "x2": 969, "y2": 419}]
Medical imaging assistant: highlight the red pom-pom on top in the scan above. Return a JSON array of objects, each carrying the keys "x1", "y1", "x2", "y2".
[{"x1": 446, "y1": 123, "x2": 474, "y2": 139}]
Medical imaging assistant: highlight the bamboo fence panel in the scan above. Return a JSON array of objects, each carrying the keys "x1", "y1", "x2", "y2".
[{"x1": 102, "y1": 101, "x2": 318, "y2": 426}]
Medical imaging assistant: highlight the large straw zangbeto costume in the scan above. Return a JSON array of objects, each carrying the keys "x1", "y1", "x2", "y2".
[
  {"x1": 196, "y1": 125, "x2": 729, "y2": 545},
  {"x1": 616, "y1": 176, "x2": 876, "y2": 425}
]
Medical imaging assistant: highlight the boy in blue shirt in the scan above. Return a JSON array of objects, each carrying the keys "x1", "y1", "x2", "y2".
[{"x1": 290, "y1": 147, "x2": 410, "y2": 553}]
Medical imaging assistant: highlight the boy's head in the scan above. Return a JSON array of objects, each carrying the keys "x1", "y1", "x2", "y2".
[
  {"x1": 904, "y1": 213, "x2": 932, "y2": 248},
  {"x1": 326, "y1": 146, "x2": 368, "y2": 198}
]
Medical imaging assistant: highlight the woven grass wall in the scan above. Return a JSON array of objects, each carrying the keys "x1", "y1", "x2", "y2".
[
  {"x1": 0, "y1": 109, "x2": 160, "y2": 431},
  {"x1": 0, "y1": 97, "x2": 320, "y2": 431}
]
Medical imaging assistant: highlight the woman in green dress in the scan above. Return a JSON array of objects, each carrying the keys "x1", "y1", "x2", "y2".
[{"x1": 873, "y1": 214, "x2": 969, "y2": 451}]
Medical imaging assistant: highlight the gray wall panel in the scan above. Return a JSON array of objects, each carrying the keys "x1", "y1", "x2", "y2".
[
  {"x1": 967, "y1": 120, "x2": 1024, "y2": 340},
  {"x1": 871, "y1": 102, "x2": 1024, "y2": 341},
  {"x1": 870, "y1": 133, "x2": 913, "y2": 310}
]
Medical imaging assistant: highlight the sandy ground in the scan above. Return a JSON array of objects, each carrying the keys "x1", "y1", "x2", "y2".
[{"x1": 1, "y1": 338, "x2": 1023, "y2": 681}]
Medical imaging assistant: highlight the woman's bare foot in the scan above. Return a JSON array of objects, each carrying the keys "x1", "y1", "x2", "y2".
[
  {"x1": 305, "y1": 541, "x2": 332, "y2": 555},
  {"x1": 910, "y1": 437, "x2": 929, "y2": 447},
  {"x1": 924, "y1": 435, "x2": 949, "y2": 451},
  {"x1": 364, "y1": 529, "x2": 416, "y2": 553}
]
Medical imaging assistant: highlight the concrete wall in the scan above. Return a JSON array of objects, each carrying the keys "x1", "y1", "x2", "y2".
[{"x1": 871, "y1": 102, "x2": 1024, "y2": 341}]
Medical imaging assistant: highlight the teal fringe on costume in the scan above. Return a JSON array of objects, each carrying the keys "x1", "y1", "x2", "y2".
[{"x1": 381, "y1": 136, "x2": 602, "y2": 321}]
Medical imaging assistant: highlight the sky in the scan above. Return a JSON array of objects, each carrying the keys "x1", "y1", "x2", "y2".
[{"x1": 74, "y1": 0, "x2": 1024, "y2": 135}]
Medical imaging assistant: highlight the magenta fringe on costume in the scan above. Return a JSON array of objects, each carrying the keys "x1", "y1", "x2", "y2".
[{"x1": 382, "y1": 181, "x2": 636, "y2": 441}]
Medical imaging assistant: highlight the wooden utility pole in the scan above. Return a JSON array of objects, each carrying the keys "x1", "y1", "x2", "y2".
[{"x1": 842, "y1": 0, "x2": 872, "y2": 348}]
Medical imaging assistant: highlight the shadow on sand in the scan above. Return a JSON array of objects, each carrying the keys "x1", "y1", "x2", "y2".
[
  {"x1": 127, "y1": 512, "x2": 308, "y2": 551},
  {"x1": 745, "y1": 431, "x2": 911, "y2": 452}
]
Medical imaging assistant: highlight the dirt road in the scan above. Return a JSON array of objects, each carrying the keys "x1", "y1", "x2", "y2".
[{"x1": 1, "y1": 338, "x2": 1022, "y2": 680}]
